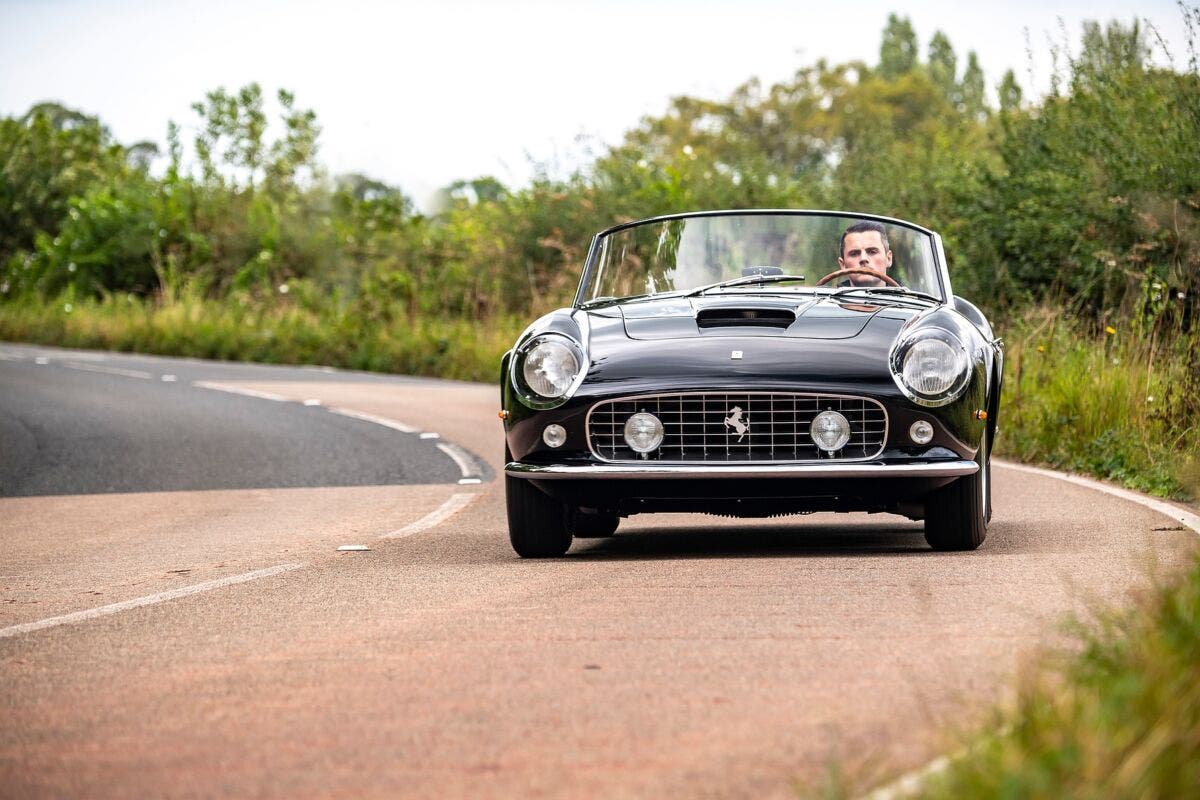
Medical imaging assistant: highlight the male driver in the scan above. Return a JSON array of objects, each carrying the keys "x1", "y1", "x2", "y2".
[{"x1": 838, "y1": 220, "x2": 893, "y2": 287}]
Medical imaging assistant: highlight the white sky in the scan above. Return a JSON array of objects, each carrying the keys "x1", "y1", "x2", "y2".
[{"x1": 0, "y1": 0, "x2": 1191, "y2": 208}]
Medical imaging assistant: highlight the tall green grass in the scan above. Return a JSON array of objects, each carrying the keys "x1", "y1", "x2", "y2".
[
  {"x1": 0, "y1": 290, "x2": 523, "y2": 383},
  {"x1": 998, "y1": 307, "x2": 1199, "y2": 500}
]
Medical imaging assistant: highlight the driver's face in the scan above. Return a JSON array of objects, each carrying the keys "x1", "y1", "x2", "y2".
[{"x1": 839, "y1": 231, "x2": 893, "y2": 286}]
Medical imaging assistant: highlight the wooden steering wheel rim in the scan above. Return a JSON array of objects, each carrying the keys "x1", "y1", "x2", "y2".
[{"x1": 815, "y1": 268, "x2": 900, "y2": 287}]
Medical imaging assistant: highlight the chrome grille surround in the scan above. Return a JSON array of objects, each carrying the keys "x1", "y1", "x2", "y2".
[{"x1": 587, "y1": 392, "x2": 888, "y2": 463}]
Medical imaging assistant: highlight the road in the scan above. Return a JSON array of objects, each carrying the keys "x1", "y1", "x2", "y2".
[{"x1": 1, "y1": 342, "x2": 1196, "y2": 798}]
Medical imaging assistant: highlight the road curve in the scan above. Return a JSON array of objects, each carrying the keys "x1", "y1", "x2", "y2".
[{"x1": 0, "y1": 342, "x2": 1196, "y2": 798}]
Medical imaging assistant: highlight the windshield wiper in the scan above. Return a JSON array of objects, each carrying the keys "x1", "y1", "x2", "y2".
[
  {"x1": 685, "y1": 274, "x2": 808, "y2": 297},
  {"x1": 829, "y1": 286, "x2": 942, "y2": 304}
]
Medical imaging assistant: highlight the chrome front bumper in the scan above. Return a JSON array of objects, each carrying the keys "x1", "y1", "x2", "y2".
[{"x1": 505, "y1": 460, "x2": 978, "y2": 480}]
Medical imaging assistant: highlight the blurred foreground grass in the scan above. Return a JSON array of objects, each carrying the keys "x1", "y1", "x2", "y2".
[{"x1": 867, "y1": 552, "x2": 1200, "y2": 799}]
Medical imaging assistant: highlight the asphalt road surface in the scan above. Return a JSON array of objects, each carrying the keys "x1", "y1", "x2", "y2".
[{"x1": 1, "y1": 342, "x2": 1196, "y2": 798}]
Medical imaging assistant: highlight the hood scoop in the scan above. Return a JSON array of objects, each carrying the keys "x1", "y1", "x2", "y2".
[{"x1": 696, "y1": 307, "x2": 795, "y2": 329}]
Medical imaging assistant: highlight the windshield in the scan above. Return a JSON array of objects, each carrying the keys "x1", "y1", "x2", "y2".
[{"x1": 580, "y1": 212, "x2": 944, "y2": 305}]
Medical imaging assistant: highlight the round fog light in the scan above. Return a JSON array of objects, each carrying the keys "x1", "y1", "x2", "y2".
[
  {"x1": 909, "y1": 420, "x2": 934, "y2": 444},
  {"x1": 623, "y1": 412, "x2": 664, "y2": 453},
  {"x1": 543, "y1": 424, "x2": 567, "y2": 448},
  {"x1": 810, "y1": 410, "x2": 850, "y2": 452}
]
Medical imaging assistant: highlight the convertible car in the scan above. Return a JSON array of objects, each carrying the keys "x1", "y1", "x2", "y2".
[{"x1": 500, "y1": 210, "x2": 1002, "y2": 557}]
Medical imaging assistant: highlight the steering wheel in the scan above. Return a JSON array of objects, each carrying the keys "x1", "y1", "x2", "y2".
[{"x1": 814, "y1": 268, "x2": 900, "y2": 287}]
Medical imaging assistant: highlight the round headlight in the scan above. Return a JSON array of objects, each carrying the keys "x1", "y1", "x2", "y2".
[
  {"x1": 810, "y1": 410, "x2": 850, "y2": 452},
  {"x1": 901, "y1": 338, "x2": 967, "y2": 397},
  {"x1": 623, "y1": 412, "x2": 664, "y2": 453},
  {"x1": 522, "y1": 338, "x2": 581, "y2": 399}
]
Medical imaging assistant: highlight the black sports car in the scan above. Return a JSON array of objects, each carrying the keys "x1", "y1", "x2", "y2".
[{"x1": 500, "y1": 210, "x2": 1002, "y2": 557}]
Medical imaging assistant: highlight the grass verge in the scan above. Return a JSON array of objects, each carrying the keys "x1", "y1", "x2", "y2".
[
  {"x1": 997, "y1": 309, "x2": 1198, "y2": 500},
  {"x1": 0, "y1": 291, "x2": 523, "y2": 383},
  {"x1": 882, "y1": 550, "x2": 1200, "y2": 799}
]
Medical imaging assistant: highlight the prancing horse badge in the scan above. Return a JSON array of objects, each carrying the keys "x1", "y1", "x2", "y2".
[{"x1": 724, "y1": 406, "x2": 749, "y2": 441}]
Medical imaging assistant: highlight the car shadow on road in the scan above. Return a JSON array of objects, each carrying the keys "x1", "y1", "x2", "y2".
[{"x1": 567, "y1": 522, "x2": 947, "y2": 560}]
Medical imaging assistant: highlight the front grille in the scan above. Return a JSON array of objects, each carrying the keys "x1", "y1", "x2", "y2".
[{"x1": 587, "y1": 392, "x2": 887, "y2": 463}]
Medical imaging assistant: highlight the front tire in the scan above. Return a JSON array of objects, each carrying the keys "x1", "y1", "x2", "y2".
[
  {"x1": 924, "y1": 436, "x2": 989, "y2": 551},
  {"x1": 506, "y1": 473, "x2": 573, "y2": 558},
  {"x1": 569, "y1": 511, "x2": 619, "y2": 538}
]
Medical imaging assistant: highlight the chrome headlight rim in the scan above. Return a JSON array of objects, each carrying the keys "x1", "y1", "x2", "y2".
[
  {"x1": 511, "y1": 333, "x2": 587, "y2": 409},
  {"x1": 890, "y1": 328, "x2": 971, "y2": 407}
]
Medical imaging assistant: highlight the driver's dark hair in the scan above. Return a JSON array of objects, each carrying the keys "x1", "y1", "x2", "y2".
[{"x1": 839, "y1": 220, "x2": 890, "y2": 257}]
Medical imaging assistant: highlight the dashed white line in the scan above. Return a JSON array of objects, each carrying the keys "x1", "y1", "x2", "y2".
[
  {"x1": 0, "y1": 563, "x2": 305, "y2": 639},
  {"x1": 63, "y1": 361, "x2": 153, "y2": 380},
  {"x1": 193, "y1": 381, "x2": 288, "y2": 401},
  {"x1": 436, "y1": 442, "x2": 479, "y2": 479},
  {"x1": 327, "y1": 407, "x2": 418, "y2": 433},
  {"x1": 379, "y1": 493, "x2": 477, "y2": 539}
]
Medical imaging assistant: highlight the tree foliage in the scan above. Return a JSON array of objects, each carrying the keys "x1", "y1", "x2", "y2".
[{"x1": 2, "y1": 12, "x2": 1197, "y2": 338}]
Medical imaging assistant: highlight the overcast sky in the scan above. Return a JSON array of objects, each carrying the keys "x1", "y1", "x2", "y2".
[{"x1": 0, "y1": 1, "x2": 1190, "y2": 207}]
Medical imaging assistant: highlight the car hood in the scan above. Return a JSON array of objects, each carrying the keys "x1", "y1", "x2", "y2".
[
  {"x1": 580, "y1": 297, "x2": 927, "y2": 395},
  {"x1": 617, "y1": 295, "x2": 920, "y2": 340}
]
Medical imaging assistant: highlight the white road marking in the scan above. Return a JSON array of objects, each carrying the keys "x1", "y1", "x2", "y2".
[
  {"x1": 193, "y1": 381, "x2": 288, "y2": 402},
  {"x1": 436, "y1": 442, "x2": 479, "y2": 479},
  {"x1": 161, "y1": 374, "x2": 177, "y2": 382},
  {"x1": 864, "y1": 754, "x2": 954, "y2": 800},
  {"x1": 63, "y1": 361, "x2": 153, "y2": 380},
  {"x1": 0, "y1": 563, "x2": 305, "y2": 639},
  {"x1": 380, "y1": 493, "x2": 477, "y2": 539},
  {"x1": 419, "y1": 432, "x2": 440, "y2": 439},
  {"x1": 302, "y1": 398, "x2": 322, "y2": 406},
  {"x1": 327, "y1": 407, "x2": 418, "y2": 433},
  {"x1": 996, "y1": 459, "x2": 1200, "y2": 536},
  {"x1": 34, "y1": 357, "x2": 49, "y2": 364},
  {"x1": 458, "y1": 478, "x2": 482, "y2": 485}
]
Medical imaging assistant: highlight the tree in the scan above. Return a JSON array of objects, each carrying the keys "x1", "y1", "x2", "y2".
[
  {"x1": 960, "y1": 51, "x2": 987, "y2": 119},
  {"x1": 928, "y1": 30, "x2": 958, "y2": 101},
  {"x1": 998, "y1": 69, "x2": 1023, "y2": 112},
  {"x1": 879, "y1": 14, "x2": 919, "y2": 79}
]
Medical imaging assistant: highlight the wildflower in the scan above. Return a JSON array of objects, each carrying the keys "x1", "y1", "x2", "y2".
[
  {"x1": 682, "y1": 145, "x2": 694, "y2": 156},
  {"x1": 1147, "y1": 395, "x2": 1155, "y2": 403},
  {"x1": 63, "y1": 303, "x2": 73, "y2": 313},
  {"x1": 1105, "y1": 325, "x2": 1117, "y2": 335},
  {"x1": 1179, "y1": 291, "x2": 1188, "y2": 300},
  {"x1": 278, "y1": 284, "x2": 289, "y2": 295},
  {"x1": 1112, "y1": 358, "x2": 1120, "y2": 365},
  {"x1": 67, "y1": 263, "x2": 76, "y2": 273},
  {"x1": 1036, "y1": 345, "x2": 1045, "y2": 352}
]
